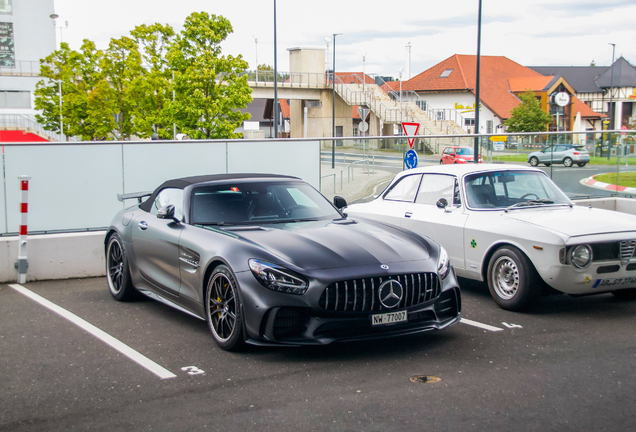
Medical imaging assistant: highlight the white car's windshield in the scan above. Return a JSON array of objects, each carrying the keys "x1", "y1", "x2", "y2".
[{"x1": 465, "y1": 171, "x2": 571, "y2": 209}]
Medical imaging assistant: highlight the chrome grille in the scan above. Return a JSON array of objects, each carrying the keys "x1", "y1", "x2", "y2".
[
  {"x1": 620, "y1": 240, "x2": 636, "y2": 266},
  {"x1": 319, "y1": 273, "x2": 440, "y2": 312}
]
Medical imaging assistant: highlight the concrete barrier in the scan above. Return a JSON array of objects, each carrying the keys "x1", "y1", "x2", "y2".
[{"x1": 0, "y1": 231, "x2": 106, "y2": 283}]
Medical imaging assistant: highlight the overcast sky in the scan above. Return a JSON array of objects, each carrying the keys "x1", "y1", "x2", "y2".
[{"x1": 53, "y1": 0, "x2": 636, "y2": 79}]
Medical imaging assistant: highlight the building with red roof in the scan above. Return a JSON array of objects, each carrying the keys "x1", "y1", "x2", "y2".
[{"x1": 402, "y1": 54, "x2": 604, "y2": 134}]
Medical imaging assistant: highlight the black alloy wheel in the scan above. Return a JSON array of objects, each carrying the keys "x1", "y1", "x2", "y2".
[
  {"x1": 205, "y1": 265, "x2": 245, "y2": 351},
  {"x1": 106, "y1": 233, "x2": 138, "y2": 301}
]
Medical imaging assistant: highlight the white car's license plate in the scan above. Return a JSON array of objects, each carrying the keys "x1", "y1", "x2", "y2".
[
  {"x1": 594, "y1": 277, "x2": 636, "y2": 288},
  {"x1": 371, "y1": 310, "x2": 407, "y2": 326}
]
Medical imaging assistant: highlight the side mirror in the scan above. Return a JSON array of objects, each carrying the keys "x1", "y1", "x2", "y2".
[
  {"x1": 333, "y1": 196, "x2": 347, "y2": 210},
  {"x1": 157, "y1": 204, "x2": 180, "y2": 223},
  {"x1": 436, "y1": 198, "x2": 450, "y2": 212}
]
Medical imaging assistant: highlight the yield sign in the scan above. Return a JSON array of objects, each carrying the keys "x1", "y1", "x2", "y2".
[{"x1": 401, "y1": 122, "x2": 420, "y2": 148}]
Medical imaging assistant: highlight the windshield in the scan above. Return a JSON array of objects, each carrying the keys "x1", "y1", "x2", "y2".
[
  {"x1": 455, "y1": 147, "x2": 474, "y2": 156},
  {"x1": 191, "y1": 180, "x2": 341, "y2": 225},
  {"x1": 464, "y1": 171, "x2": 571, "y2": 210}
]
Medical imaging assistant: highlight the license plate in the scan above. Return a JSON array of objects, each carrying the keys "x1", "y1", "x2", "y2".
[
  {"x1": 593, "y1": 277, "x2": 636, "y2": 288},
  {"x1": 371, "y1": 310, "x2": 407, "y2": 326}
]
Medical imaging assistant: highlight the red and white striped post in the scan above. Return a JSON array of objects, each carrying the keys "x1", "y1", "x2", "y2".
[{"x1": 17, "y1": 175, "x2": 31, "y2": 284}]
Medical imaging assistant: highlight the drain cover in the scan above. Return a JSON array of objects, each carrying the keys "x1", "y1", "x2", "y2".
[{"x1": 410, "y1": 375, "x2": 441, "y2": 384}]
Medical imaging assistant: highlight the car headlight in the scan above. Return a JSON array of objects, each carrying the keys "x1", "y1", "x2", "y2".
[
  {"x1": 249, "y1": 259, "x2": 309, "y2": 295},
  {"x1": 437, "y1": 246, "x2": 450, "y2": 279},
  {"x1": 569, "y1": 245, "x2": 592, "y2": 269}
]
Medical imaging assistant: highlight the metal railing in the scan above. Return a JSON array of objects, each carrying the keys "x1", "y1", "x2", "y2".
[
  {"x1": 0, "y1": 61, "x2": 41, "y2": 77},
  {"x1": 241, "y1": 70, "x2": 327, "y2": 88},
  {"x1": 0, "y1": 114, "x2": 63, "y2": 142}
]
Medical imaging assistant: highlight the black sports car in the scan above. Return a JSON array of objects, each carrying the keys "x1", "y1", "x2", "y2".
[{"x1": 105, "y1": 174, "x2": 461, "y2": 351}]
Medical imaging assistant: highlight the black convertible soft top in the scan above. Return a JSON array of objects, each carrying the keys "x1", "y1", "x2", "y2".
[{"x1": 139, "y1": 173, "x2": 300, "y2": 212}]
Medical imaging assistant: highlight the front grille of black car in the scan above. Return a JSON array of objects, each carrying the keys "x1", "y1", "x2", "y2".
[{"x1": 319, "y1": 273, "x2": 440, "y2": 312}]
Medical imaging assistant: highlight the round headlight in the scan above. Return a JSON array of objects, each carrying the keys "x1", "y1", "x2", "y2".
[{"x1": 570, "y1": 245, "x2": 592, "y2": 269}]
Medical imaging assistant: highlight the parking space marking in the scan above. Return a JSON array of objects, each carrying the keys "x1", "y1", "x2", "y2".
[
  {"x1": 460, "y1": 318, "x2": 504, "y2": 332},
  {"x1": 9, "y1": 284, "x2": 177, "y2": 380}
]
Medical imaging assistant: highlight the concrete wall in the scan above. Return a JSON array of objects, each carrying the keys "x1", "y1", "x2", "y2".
[{"x1": 0, "y1": 232, "x2": 106, "y2": 283}]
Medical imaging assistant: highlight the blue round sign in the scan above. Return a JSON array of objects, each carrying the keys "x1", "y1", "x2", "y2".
[{"x1": 405, "y1": 149, "x2": 418, "y2": 169}]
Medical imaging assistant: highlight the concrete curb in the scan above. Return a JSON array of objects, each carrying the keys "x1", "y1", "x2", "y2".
[{"x1": 581, "y1": 174, "x2": 636, "y2": 193}]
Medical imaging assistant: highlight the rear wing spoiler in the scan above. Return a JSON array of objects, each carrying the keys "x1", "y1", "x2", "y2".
[{"x1": 117, "y1": 191, "x2": 153, "y2": 203}]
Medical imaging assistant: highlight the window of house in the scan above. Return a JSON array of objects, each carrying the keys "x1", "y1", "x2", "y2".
[
  {"x1": 0, "y1": 0, "x2": 12, "y2": 14},
  {"x1": 0, "y1": 91, "x2": 31, "y2": 108},
  {"x1": 440, "y1": 69, "x2": 453, "y2": 78}
]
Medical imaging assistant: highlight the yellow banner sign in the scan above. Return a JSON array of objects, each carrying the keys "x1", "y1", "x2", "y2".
[{"x1": 489, "y1": 136, "x2": 506, "y2": 142}]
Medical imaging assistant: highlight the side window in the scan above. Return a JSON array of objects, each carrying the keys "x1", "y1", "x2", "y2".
[
  {"x1": 384, "y1": 175, "x2": 422, "y2": 202},
  {"x1": 453, "y1": 178, "x2": 461, "y2": 205},
  {"x1": 150, "y1": 188, "x2": 184, "y2": 221},
  {"x1": 415, "y1": 174, "x2": 454, "y2": 205}
]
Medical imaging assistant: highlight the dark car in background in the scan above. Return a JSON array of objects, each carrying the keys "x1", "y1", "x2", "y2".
[{"x1": 105, "y1": 174, "x2": 461, "y2": 351}]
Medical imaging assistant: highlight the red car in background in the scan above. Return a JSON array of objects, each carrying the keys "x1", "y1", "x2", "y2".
[{"x1": 440, "y1": 146, "x2": 483, "y2": 164}]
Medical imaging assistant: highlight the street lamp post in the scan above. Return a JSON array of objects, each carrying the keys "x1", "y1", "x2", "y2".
[
  {"x1": 399, "y1": 68, "x2": 404, "y2": 169},
  {"x1": 253, "y1": 35, "x2": 258, "y2": 82},
  {"x1": 53, "y1": 79, "x2": 64, "y2": 142},
  {"x1": 331, "y1": 33, "x2": 342, "y2": 169},
  {"x1": 406, "y1": 42, "x2": 411, "y2": 79},
  {"x1": 473, "y1": 0, "x2": 483, "y2": 163},
  {"x1": 273, "y1": 0, "x2": 279, "y2": 139},
  {"x1": 608, "y1": 43, "x2": 616, "y2": 160}
]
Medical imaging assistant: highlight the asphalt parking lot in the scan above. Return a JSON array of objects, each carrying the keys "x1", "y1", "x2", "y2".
[{"x1": 2, "y1": 277, "x2": 635, "y2": 431}]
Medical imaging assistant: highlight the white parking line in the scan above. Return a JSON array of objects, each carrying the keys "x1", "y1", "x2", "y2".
[
  {"x1": 9, "y1": 284, "x2": 177, "y2": 380},
  {"x1": 460, "y1": 318, "x2": 504, "y2": 332}
]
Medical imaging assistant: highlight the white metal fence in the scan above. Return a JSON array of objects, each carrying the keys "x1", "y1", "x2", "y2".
[{"x1": 0, "y1": 139, "x2": 321, "y2": 235}]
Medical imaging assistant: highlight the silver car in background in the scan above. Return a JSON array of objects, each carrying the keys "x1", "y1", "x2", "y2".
[{"x1": 527, "y1": 144, "x2": 590, "y2": 167}]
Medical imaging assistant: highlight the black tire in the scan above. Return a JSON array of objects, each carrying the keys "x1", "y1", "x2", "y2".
[
  {"x1": 529, "y1": 157, "x2": 539, "y2": 167},
  {"x1": 439, "y1": 160, "x2": 444, "y2": 165},
  {"x1": 487, "y1": 246, "x2": 540, "y2": 311},
  {"x1": 544, "y1": 163, "x2": 551, "y2": 167},
  {"x1": 612, "y1": 289, "x2": 636, "y2": 300},
  {"x1": 106, "y1": 233, "x2": 139, "y2": 301},
  {"x1": 563, "y1": 157, "x2": 573, "y2": 167},
  {"x1": 205, "y1": 265, "x2": 245, "y2": 351},
  {"x1": 577, "y1": 162, "x2": 587, "y2": 167}
]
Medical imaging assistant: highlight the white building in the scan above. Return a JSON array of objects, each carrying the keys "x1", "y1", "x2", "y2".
[{"x1": 0, "y1": 0, "x2": 58, "y2": 141}]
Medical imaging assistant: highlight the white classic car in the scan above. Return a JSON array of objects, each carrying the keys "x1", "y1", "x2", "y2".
[{"x1": 346, "y1": 164, "x2": 636, "y2": 310}]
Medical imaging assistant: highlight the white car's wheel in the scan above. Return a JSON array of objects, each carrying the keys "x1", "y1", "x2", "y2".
[
  {"x1": 563, "y1": 157, "x2": 573, "y2": 167},
  {"x1": 487, "y1": 246, "x2": 540, "y2": 311},
  {"x1": 528, "y1": 156, "x2": 539, "y2": 167}
]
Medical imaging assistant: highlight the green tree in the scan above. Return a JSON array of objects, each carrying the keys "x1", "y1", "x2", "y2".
[
  {"x1": 130, "y1": 23, "x2": 176, "y2": 139},
  {"x1": 35, "y1": 40, "x2": 116, "y2": 141},
  {"x1": 167, "y1": 12, "x2": 252, "y2": 139},
  {"x1": 103, "y1": 36, "x2": 144, "y2": 140},
  {"x1": 504, "y1": 90, "x2": 553, "y2": 132}
]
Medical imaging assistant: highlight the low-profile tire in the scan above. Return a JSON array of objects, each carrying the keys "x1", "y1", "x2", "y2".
[
  {"x1": 487, "y1": 246, "x2": 540, "y2": 311},
  {"x1": 612, "y1": 288, "x2": 636, "y2": 300},
  {"x1": 577, "y1": 162, "x2": 587, "y2": 167},
  {"x1": 563, "y1": 157, "x2": 573, "y2": 167},
  {"x1": 205, "y1": 265, "x2": 245, "y2": 351},
  {"x1": 529, "y1": 156, "x2": 539, "y2": 167},
  {"x1": 106, "y1": 233, "x2": 139, "y2": 301}
]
